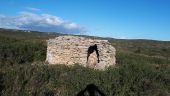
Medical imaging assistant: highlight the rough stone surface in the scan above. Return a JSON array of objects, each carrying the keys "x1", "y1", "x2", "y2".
[{"x1": 46, "y1": 36, "x2": 116, "y2": 70}]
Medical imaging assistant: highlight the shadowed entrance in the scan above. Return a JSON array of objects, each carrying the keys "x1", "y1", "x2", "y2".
[{"x1": 87, "y1": 44, "x2": 100, "y2": 64}]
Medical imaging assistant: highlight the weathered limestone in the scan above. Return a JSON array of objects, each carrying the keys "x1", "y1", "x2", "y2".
[{"x1": 46, "y1": 36, "x2": 116, "y2": 70}]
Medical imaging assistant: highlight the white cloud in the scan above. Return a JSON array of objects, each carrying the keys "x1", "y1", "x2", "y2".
[
  {"x1": 0, "y1": 15, "x2": 5, "y2": 17},
  {"x1": 0, "y1": 12, "x2": 86, "y2": 34},
  {"x1": 26, "y1": 7, "x2": 41, "y2": 11},
  {"x1": 117, "y1": 36, "x2": 128, "y2": 39}
]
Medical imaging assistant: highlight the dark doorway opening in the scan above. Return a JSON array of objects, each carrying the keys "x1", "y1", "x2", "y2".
[{"x1": 87, "y1": 44, "x2": 100, "y2": 63}]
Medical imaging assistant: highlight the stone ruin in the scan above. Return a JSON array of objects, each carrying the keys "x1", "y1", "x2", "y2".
[{"x1": 46, "y1": 36, "x2": 116, "y2": 70}]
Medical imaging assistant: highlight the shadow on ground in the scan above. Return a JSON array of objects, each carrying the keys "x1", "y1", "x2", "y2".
[{"x1": 77, "y1": 84, "x2": 105, "y2": 96}]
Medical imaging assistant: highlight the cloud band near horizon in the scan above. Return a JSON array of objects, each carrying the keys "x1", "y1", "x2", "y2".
[{"x1": 0, "y1": 12, "x2": 86, "y2": 34}]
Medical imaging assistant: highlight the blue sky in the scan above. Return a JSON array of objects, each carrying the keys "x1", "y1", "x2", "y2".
[{"x1": 0, "y1": 0, "x2": 170, "y2": 41}]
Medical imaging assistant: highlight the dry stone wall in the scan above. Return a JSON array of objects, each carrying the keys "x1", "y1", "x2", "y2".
[{"x1": 46, "y1": 36, "x2": 116, "y2": 70}]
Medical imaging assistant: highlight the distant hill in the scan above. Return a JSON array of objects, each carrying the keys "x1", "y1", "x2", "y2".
[
  {"x1": 0, "y1": 28, "x2": 62, "y2": 40},
  {"x1": 1, "y1": 28, "x2": 170, "y2": 59}
]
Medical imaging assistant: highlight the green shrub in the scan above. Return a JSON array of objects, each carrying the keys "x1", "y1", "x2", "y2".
[
  {"x1": 0, "y1": 37, "x2": 46, "y2": 66},
  {"x1": 0, "y1": 30, "x2": 170, "y2": 96}
]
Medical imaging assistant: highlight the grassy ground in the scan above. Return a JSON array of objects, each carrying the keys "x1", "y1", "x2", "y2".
[{"x1": 0, "y1": 28, "x2": 170, "y2": 96}]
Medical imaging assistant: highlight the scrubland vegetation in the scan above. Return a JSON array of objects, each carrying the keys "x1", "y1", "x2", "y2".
[{"x1": 0, "y1": 29, "x2": 170, "y2": 96}]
